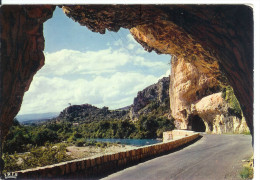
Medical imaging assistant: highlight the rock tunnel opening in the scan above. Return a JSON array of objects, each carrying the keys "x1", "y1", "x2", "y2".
[
  {"x1": 188, "y1": 115, "x2": 206, "y2": 132},
  {"x1": 0, "y1": 5, "x2": 254, "y2": 140}
]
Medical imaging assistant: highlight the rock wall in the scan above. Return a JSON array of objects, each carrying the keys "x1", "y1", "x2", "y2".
[
  {"x1": 0, "y1": 6, "x2": 55, "y2": 139},
  {"x1": 169, "y1": 56, "x2": 249, "y2": 134}
]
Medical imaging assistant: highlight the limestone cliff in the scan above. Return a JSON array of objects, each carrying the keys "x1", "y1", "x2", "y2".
[
  {"x1": 130, "y1": 77, "x2": 171, "y2": 121},
  {"x1": 169, "y1": 56, "x2": 249, "y2": 134}
]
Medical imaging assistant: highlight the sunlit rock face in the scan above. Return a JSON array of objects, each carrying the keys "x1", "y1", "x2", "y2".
[
  {"x1": 0, "y1": 5, "x2": 55, "y2": 139},
  {"x1": 0, "y1": 5, "x2": 253, "y2": 138},
  {"x1": 194, "y1": 93, "x2": 249, "y2": 133},
  {"x1": 169, "y1": 56, "x2": 219, "y2": 130},
  {"x1": 169, "y1": 56, "x2": 249, "y2": 133}
]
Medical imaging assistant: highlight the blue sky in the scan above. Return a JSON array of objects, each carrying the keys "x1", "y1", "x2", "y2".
[{"x1": 18, "y1": 7, "x2": 171, "y2": 115}]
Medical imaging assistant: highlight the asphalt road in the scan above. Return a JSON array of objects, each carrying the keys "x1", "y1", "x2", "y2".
[{"x1": 102, "y1": 134, "x2": 253, "y2": 180}]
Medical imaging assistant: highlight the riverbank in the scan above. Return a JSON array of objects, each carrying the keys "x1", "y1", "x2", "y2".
[{"x1": 66, "y1": 144, "x2": 136, "y2": 159}]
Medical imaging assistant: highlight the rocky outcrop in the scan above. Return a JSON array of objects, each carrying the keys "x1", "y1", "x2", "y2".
[
  {"x1": 56, "y1": 104, "x2": 129, "y2": 123},
  {"x1": 130, "y1": 77, "x2": 170, "y2": 120},
  {"x1": 170, "y1": 56, "x2": 249, "y2": 134},
  {"x1": 0, "y1": 5, "x2": 253, "y2": 139},
  {"x1": 194, "y1": 93, "x2": 249, "y2": 134},
  {"x1": 170, "y1": 56, "x2": 220, "y2": 129}
]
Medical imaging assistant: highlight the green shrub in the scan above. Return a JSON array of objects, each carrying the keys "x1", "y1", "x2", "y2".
[
  {"x1": 20, "y1": 142, "x2": 71, "y2": 170},
  {"x1": 75, "y1": 139, "x2": 85, "y2": 147},
  {"x1": 222, "y1": 85, "x2": 242, "y2": 118},
  {"x1": 3, "y1": 152, "x2": 21, "y2": 173},
  {"x1": 3, "y1": 125, "x2": 32, "y2": 153},
  {"x1": 85, "y1": 140, "x2": 97, "y2": 146},
  {"x1": 32, "y1": 129, "x2": 58, "y2": 146},
  {"x1": 240, "y1": 167, "x2": 253, "y2": 179}
]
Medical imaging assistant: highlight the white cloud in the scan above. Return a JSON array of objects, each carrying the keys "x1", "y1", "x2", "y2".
[
  {"x1": 41, "y1": 49, "x2": 130, "y2": 76},
  {"x1": 127, "y1": 43, "x2": 135, "y2": 50},
  {"x1": 19, "y1": 72, "x2": 158, "y2": 114}
]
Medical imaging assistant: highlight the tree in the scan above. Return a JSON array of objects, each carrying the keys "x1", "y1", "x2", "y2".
[{"x1": 32, "y1": 129, "x2": 58, "y2": 146}]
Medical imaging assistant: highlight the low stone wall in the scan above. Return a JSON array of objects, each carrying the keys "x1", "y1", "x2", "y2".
[
  {"x1": 17, "y1": 131, "x2": 199, "y2": 179},
  {"x1": 163, "y1": 130, "x2": 196, "y2": 142}
]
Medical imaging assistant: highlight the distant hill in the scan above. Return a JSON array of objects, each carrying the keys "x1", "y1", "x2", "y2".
[
  {"x1": 56, "y1": 104, "x2": 130, "y2": 123},
  {"x1": 54, "y1": 76, "x2": 171, "y2": 124},
  {"x1": 16, "y1": 112, "x2": 59, "y2": 123}
]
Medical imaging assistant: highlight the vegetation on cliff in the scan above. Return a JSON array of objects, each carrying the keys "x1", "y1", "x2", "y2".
[
  {"x1": 56, "y1": 104, "x2": 130, "y2": 123},
  {"x1": 222, "y1": 85, "x2": 242, "y2": 118}
]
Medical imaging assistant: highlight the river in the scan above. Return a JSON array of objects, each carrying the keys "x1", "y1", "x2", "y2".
[{"x1": 87, "y1": 138, "x2": 162, "y2": 146}]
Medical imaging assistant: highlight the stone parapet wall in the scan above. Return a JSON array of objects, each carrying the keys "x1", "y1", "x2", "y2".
[
  {"x1": 17, "y1": 131, "x2": 199, "y2": 179},
  {"x1": 163, "y1": 130, "x2": 195, "y2": 142}
]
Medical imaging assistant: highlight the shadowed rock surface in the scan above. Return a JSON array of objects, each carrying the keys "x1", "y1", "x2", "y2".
[{"x1": 0, "y1": 5, "x2": 56, "y2": 138}]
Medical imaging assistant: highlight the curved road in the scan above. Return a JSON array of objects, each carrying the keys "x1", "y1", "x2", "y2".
[{"x1": 102, "y1": 134, "x2": 253, "y2": 180}]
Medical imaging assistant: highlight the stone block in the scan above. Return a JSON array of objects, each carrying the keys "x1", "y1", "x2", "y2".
[
  {"x1": 96, "y1": 157, "x2": 102, "y2": 165},
  {"x1": 126, "y1": 150, "x2": 130, "y2": 157},
  {"x1": 65, "y1": 163, "x2": 70, "y2": 174},
  {"x1": 121, "y1": 151, "x2": 126, "y2": 158},
  {"x1": 110, "y1": 154, "x2": 115, "y2": 161},
  {"x1": 115, "y1": 153, "x2": 119, "y2": 160},
  {"x1": 70, "y1": 162, "x2": 77, "y2": 173},
  {"x1": 103, "y1": 155, "x2": 108, "y2": 163},
  {"x1": 91, "y1": 158, "x2": 96, "y2": 167},
  {"x1": 59, "y1": 164, "x2": 66, "y2": 175},
  {"x1": 136, "y1": 148, "x2": 141, "y2": 155},
  {"x1": 92, "y1": 166, "x2": 98, "y2": 176},
  {"x1": 76, "y1": 161, "x2": 82, "y2": 171},
  {"x1": 86, "y1": 159, "x2": 91, "y2": 168},
  {"x1": 81, "y1": 160, "x2": 85, "y2": 170},
  {"x1": 123, "y1": 158, "x2": 127, "y2": 165}
]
